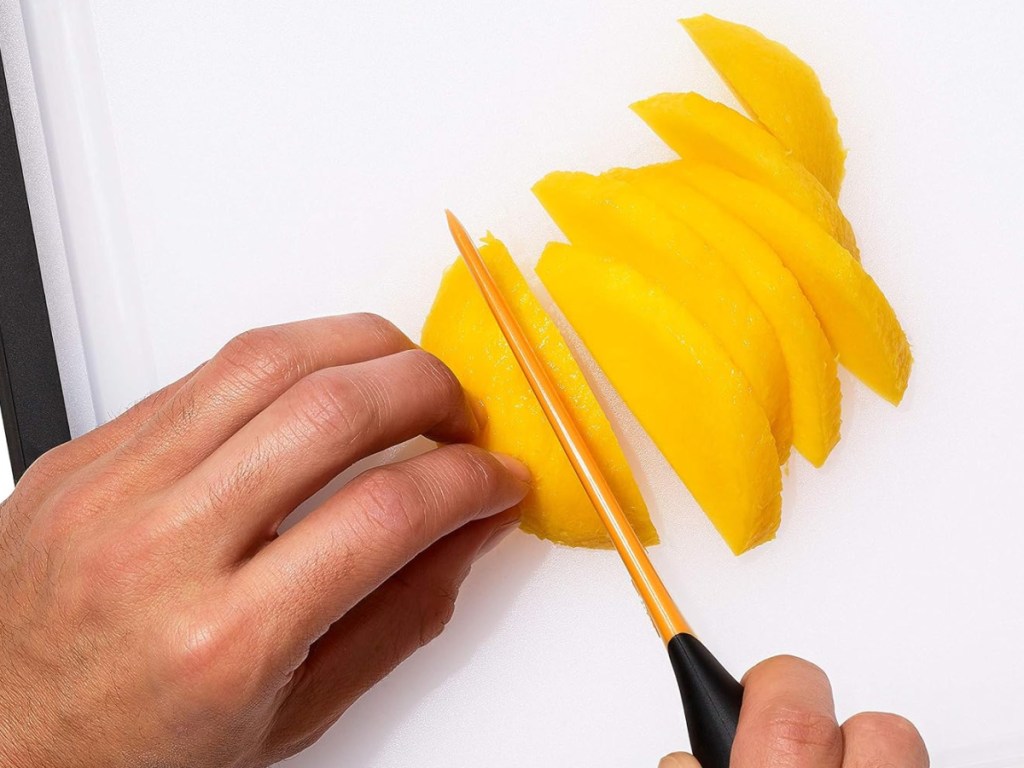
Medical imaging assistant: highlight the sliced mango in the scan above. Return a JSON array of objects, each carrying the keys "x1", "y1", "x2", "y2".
[
  {"x1": 613, "y1": 161, "x2": 842, "y2": 467},
  {"x1": 679, "y1": 163, "x2": 912, "y2": 404},
  {"x1": 421, "y1": 235, "x2": 656, "y2": 548},
  {"x1": 533, "y1": 170, "x2": 792, "y2": 463},
  {"x1": 631, "y1": 92, "x2": 859, "y2": 260},
  {"x1": 537, "y1": 242, "x2": 781, "y2": 554},
  {"x1": 681, "y1": 14, "x2": 846, "y2": 198}
]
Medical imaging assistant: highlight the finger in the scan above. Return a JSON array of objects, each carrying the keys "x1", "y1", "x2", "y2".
[
  {"x1": 170, "y1": 348, "x2": 482, "y2": 558},
  {"x1": 233, "y1": 443, "x2": 530, "y2": 669},
  {"x1": 733, "y1": 655, "x2": 844, "y2": 768},
  {"x1": 264, "y1": 508, "x2": 519, "y2": 759},
  {"x1": 659, "y1": 753, "x2": 701, "y2": 768},
  {"x1": 99, "y1": 314, "x2": 413, "y2": 489},
  {"x1": 841, "y1": 713, "x2": 928, "y2": 768}
]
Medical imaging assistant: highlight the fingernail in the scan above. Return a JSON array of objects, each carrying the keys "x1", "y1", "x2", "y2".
[
  {"x1": 468, "y1": 397, "x2": 488, "y2": 431},
  {"x1": 476, "y1": 519, "x2": 519, "y2": 560},
  {"x1": 493, "y1": 452, "x2": 532, "y2": 485}
]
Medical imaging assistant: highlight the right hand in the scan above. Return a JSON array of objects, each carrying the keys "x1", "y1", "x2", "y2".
[{"x1": 659, "y1": 655, "x2": 928, "y2": 767}]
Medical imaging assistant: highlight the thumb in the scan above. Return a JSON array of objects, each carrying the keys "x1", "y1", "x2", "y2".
[{"x1": 659, "y1": 753, "x2": 700, "y2": 768}]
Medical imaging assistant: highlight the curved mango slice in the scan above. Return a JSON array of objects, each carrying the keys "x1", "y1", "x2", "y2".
[
  {"x1": 631, "y1": 92, "x2": 859, "y2": 260},
  {"x1": 681, "y1": 14, "x2": 847, "y2": 198},
  {"x1": 680, "y1": 163, "x2": 912, "y2": 404},
  {"x1": 421, "y1": 235, "x2": 656, "y2": 548},
  {"x1": 537, "y1": 242, "x2": 781, "y2": 555},
  {"x1": 533, "y1": 170, "x2": 792, "y2": 463},
  {"x1": 613, "y1": 162, "x2": 842, "y2": 467}
]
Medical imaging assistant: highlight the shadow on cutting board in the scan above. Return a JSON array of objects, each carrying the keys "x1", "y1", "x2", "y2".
[{"x1": 279, "y1": 437, "x2": 548, "y2": 767}]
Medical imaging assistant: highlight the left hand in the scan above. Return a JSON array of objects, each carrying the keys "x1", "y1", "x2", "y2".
[{"x1": 0, "y1": 313, "x2": 530, "y2": 768}]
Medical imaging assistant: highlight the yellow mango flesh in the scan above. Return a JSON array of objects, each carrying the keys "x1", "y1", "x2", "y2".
[
  {"x1": 631, "y1": 92, "x2": 859, "y2": 260},
  {"x1": 614, "y1": 162, "x2": 842, "y2": 467},
  {"x1": 421, "y1": 236, "x2": 656, "y2": 548},
  {"x1": 680, "y1": 163, "x2": 912, "y2": 404},
  {"x1": 537, "y1": 242, "x2": 781, "y2": 554},
  {"x1": 682, "y1": 14, "x2": 847, "y2": 198},
  {"x1": 533, "y1": 170, "x2": 792, "y2": 463}
]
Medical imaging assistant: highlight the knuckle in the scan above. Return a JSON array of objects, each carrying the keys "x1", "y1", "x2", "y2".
[
  {"x1": 16, "y1": 445, "x2": 75, "y2": 497},
  {"x1": 758, "y1": 705, "x2": 841, "y2": 757},
  {"x1": 24, "y1": 444, "x2": 65, "y2": 477},
  {"x1": 45, "y1": 478, "x2": 106, "y2": 528},
  {"x1": 162, "y1": 607, "x2": 255, "y2": 693},
  {"x1": 171, "y1": 618, "x2": 229, "y2": 677},
  {"x1": 289, "y1": 369, "x2": 372, "y2": 443},
  {"x1": 352, "y1": 466, "x2": 426, "y2": 541},
  {"x1": 218, "y1": 327, "x2": 303, "y2": 391}
]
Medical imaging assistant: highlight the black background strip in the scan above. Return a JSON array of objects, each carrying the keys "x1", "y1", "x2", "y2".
[{"x1": 0, "y1": 44, "x2": 70, "y2": 482}]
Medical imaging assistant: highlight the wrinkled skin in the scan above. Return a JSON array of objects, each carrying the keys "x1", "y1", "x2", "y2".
[
  {"x1": 0, "y1": 314, "x2": 529, "y2": 768},
  {"x1": 659, "y1": 655, "x2": 928, "y2": 768},
  {"x1": 0, "y1": 312, "x2": 928, "y2": 768}
]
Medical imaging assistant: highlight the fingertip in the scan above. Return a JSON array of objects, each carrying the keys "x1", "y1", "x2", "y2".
[
  {"x1": 488, "y1": 505, "x2": 522, "y2": 527},
  {"x1": 741, "y1": 654, "x2": 830, "y2": 688},
  {"x1": 475, "y1": 517, "x2": 519, "y2": 560},
  {"x1": 468, "y1": 397, "x2": 488, "y2": 432},
  {"x1": 453, "y1": 394, "x2": 484, "y2": 442},
  {"x1": 492, "y1": 452, "x2": 532, "y2": 487},
  {"x1": 659, "y1": 753, "x2": 700, "y2": 768},
  {"x1": 842, "y1": 712, "x2": 929, "y2": 767}
]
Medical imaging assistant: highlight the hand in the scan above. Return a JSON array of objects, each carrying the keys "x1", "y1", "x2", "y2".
[
  {"x1": 0, "y1": 313, "x2": 530, "y2": 768},
  {"x1": 659, "y1": 656, "x2": 928, "y2": 767}
]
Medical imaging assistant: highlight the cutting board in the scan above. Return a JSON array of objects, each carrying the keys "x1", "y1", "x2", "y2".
[{"x1": 4, "y1": 1, "x2": 1022, "y2": 765}]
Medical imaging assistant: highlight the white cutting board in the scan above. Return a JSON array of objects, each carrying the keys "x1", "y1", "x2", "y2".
[{"x1": 4, "y1": 1, "x2": 1023, "y2": 766}]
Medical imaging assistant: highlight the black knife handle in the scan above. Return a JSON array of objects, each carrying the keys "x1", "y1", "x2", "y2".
[{"x1": 666, "y1": 633, "x2": 744, "y2": 768}]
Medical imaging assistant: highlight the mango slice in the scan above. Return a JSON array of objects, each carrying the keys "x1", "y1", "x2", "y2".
[
  {"x1": 679, "y1": 163, "x2": 912, "y2": 404},
  {"x1": 613, "y1": 162, "x2": 842, "y2": 467},
  {"x1": 533, "y1": 170, "x2": 793, "y2": 463},
  {"x1": 631, "y1": 92, "x2": 859, "y2": 260},
  {"x1": 421, "y1": 235, "x2": 656, "y2": 548},
  {"x1": 681, "y1": 14, "x2": 846, "y2": 198},
  {"x1": 537, "y1": 242, "x2": 781, "y2": 554}
]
